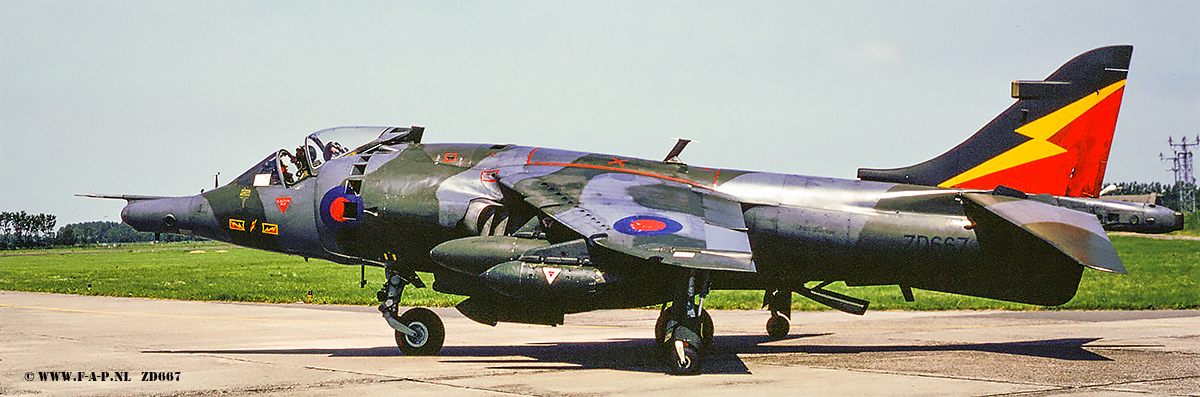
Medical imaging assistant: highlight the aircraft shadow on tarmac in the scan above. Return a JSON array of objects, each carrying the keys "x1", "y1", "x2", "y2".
[{"x1": 145, "y1": 334, "x2": 1112, "y2": 375}]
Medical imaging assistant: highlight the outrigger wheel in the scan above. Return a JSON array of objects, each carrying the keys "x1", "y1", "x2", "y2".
[
  {"x1": 765, "y1": 288, "x2": 792, "y2": 340},
  {"x1": 766, "y1": 314, "x2": 789, "y2": 340},
  {"x1": 394, "y1": 307, "x2": 444, "y2": 356}
]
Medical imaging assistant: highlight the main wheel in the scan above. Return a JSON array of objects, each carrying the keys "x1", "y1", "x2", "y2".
[
  {"x1": 656, "y1": 307, "x2": 714, "y2": 350},
  {"x1": 394, "y1": 308, "x2": 444, "y2": 356},
  {"x1": 667, "y1": 339, "x2": 702, "y2": 375},
  {"x1": 766, "y1": 314, "x2": 789, "y2": 340}
]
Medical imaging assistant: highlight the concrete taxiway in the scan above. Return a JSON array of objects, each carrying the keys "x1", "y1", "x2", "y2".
[{"x1": 2, "y1": 290, "x2": 1198, "y2": 396}]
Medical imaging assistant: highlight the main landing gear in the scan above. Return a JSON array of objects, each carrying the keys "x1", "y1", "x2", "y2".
[
  {"x1": 656, "y1": 269, "x2": 712, "y2": 375},
  {"x1": 378, "y1": 267, "x2": 444, "y2": 356}
]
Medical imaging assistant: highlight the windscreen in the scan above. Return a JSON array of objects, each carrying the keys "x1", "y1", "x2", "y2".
[{"x1": 302, "y1": 127, "x2": 401, "y2": 170}]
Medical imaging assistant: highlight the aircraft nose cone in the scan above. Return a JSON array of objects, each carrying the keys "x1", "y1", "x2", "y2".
[
  {"x1": 121, "y1": 196, "x2": 219, "y2": 237},
  {"x1": 122, "y1": 199, "x2": 171, "y2": 233}
]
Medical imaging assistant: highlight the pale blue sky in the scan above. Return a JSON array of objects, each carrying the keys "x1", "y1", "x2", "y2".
[{"x1": 2, "y1": 1, "x2": 1197, "y2": 225}]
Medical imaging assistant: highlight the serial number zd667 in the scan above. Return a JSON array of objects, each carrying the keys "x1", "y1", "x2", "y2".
[
  {"x1": 142, "y1": 372, "x2": 181, "y2": 381},
  {"x1": 904, "y1": 235, "x2": 972, "y2": 250}
]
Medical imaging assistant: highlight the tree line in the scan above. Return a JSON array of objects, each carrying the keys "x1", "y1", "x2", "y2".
[
  {"x1": 0, "y1": 211, "x2": 59, "y2": 248},
  {"x1": 1, "y1": 211, "x2": 201, "y2": 250}
]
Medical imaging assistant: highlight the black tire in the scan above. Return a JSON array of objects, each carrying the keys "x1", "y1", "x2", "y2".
[
  {"x1": 656, "y1": 307, "x2": 713, "y2": 350},
  {"x1": 766, "y1": 314, "x2": 789, "y2": 340},
  {"x1": 666, "y1": 340, "x2": 703, "y2": 376},
  {"x1": 395, "y1": 308, "x2": 444, "y2": 356}
]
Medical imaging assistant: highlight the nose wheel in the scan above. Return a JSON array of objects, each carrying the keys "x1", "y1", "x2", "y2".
[
  {"x1": 394, "y1": 307, "x2": 444, "y2": 356},
  {"x1": 379, "y1": 267, "x2": 445, "y2": 356}
]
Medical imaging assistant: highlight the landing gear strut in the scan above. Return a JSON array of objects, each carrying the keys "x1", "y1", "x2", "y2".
[
  {"x1": 658, "y1": 269, "x2": 711, "y2": 375},
  {"x1": 378, "y1": 267, "x2": 444, "y2": 356},
  {"x1": 765, "y1": 288, "x2": 791, "y2": 340}
]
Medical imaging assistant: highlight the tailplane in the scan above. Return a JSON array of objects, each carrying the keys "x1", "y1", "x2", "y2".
[{"x1": 858, "y1": 45, "x2": 1132, "y2": 198}]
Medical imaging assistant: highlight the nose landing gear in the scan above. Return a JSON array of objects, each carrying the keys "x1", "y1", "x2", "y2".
[{"x1": 379, "y1": 267, "x2": 445, "y2": 356}]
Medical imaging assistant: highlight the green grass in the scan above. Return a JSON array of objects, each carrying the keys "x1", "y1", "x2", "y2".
[
  {"x1": 0, "y1": 241, "x2": 455, "y2": 307},
  {"x1": 1, "y1": 236, "x2": 1197, "y2": 311},
  {"x1": 1172, "y1": 211, "x2": 1200, "y2": 237}
]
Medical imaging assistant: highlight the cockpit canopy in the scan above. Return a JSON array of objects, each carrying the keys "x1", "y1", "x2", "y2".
[{"x1": 231, "y1": 126, "x2": 424, "y2": 187}]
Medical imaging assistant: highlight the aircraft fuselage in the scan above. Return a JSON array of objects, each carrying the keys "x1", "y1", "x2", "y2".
[{"x1": 123, "y1": 141, "x2": 1085, "y2": 312}]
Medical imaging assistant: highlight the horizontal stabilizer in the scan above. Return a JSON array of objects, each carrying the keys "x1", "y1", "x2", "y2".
[{"x1": 961, "y1": 192, "x2": 1125, "y2": 274}]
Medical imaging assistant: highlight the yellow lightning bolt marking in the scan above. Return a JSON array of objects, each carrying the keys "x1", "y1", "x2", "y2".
[{"x1": 938, "y1": 79, "x2": 1126, "y2": 188}]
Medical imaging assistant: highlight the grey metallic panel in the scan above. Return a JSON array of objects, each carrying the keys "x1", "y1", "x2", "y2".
[
  {"x1": 716, "y1": 172, "x2": 786, "y2": 206},
  {"x1": 699, "y1": 190, "x2": 747, "y2": 230},
  {"x1": 256, "y1": 181, "x2": 323, "y2": 258},
  {"x1": 780, "y1": 175, "x2": 894, "y2": 210}
]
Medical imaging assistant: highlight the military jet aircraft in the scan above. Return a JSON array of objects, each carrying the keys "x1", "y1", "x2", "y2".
[{"x1": 92, "y1": 45, "x2": 1138, "y2": 374}]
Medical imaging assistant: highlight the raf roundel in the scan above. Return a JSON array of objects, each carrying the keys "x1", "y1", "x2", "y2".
[
  {"x1": 613, "y1": 215, "x2": 683, "y2": 237},
  {"x1": 319, "y1": 186, "x2": 363, "y2": 228}
]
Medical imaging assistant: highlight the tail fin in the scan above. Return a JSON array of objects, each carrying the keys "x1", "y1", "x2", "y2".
[{"x1": 857, "y1": 45, "x2": 1132, "y2": 198}]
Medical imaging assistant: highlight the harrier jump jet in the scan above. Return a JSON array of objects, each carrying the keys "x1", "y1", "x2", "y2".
[{"x1": 92, "y1": 46, "x2": 1139, "y2": 374}]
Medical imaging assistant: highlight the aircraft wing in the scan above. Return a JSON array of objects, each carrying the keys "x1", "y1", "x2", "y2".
[
  {"x1": 77, "y1": 194, "x2": 171, "y2": 203},
  {"x1": 499, "y1": 166, "x2": 755, "y2": 273},
  {"x1": 961, "y1": 192, "x2": 1125, "y2": 274}
]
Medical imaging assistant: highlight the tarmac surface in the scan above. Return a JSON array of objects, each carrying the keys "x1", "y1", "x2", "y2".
[{"x1": 2, "y1": 290, "x2": 1199, "y2": 396}]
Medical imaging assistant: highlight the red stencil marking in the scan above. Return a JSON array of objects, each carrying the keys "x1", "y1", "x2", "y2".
[{"x1": 276, "y1": 197, "x2": 292, "y2": 213}]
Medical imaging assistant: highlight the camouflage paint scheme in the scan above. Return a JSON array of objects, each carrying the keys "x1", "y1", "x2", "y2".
[
  {"x1": 116, "y1": 125, "x2": 1121, "y2": 338},
  {"x1": 106, "y1": 46, "x2": 1145, "y2": 375}
]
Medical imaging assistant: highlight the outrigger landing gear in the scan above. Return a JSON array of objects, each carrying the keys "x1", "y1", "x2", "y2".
[
  {"x1": 764, "y1": 288, "x2": 791, "y2": 340},
  {"x1": 378, "y1": 267, "x2": 444, "y2": 356},
  {"x1": 659, "y1": 269, "x2": 712, "y2": 375}
]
